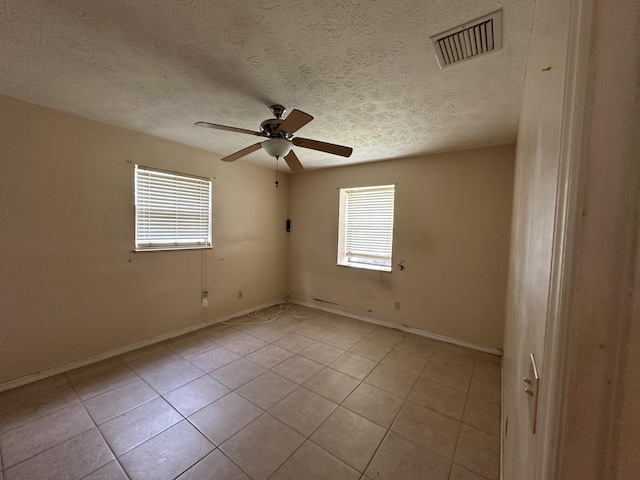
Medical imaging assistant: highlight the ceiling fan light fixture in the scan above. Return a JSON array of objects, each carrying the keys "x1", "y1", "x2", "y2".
[{"x1": 262, "y1": 138, "x2": 293, "y2": 158}]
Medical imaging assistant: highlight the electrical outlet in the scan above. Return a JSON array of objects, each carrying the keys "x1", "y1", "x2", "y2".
[
  {"x1": 238, "y1": 290, "x2": 243, "y2": 299},
  {"x1": 202, "y1": 298, "x2": 208, "y2": 307},
  {"x1": 395, "y1": 302, "x2": 400, "y2": 310}
]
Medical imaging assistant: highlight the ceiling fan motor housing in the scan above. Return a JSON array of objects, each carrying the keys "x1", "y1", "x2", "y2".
[{"x1": 260, "y1": 118, "x2": 286, "y2": 137}]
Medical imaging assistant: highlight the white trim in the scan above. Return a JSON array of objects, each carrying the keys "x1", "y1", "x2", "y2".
[
  {"x1": 1, "y1": 296, "x2": 502, "y2": 393},
  {"x1": 337, "y1": 184, "x2": 396, "y2": 271},
  {"x1": 134, "y1": 165, "x2": 213, "y2": 251},
  {"x1": 0, "y1": 300, "x2": 281, "y2": 393},
  {"x1": 336, "y1": 262, "x2": 392, "y2": 272},
  {"x1": 536, "y1": 0, "x2": 594, "y2": 478},
  {"x1": 501, "y1": 361, "x2": 506, "y2": 480},
  {"x1": 290, "y1": 299, "x2": 502, "y2": 356}
]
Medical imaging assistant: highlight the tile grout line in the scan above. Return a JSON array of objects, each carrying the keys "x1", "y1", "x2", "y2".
[
  {"x1": 1, "y1": 365, "x2": 142, "y2": 478},
  {"x1": 74, "y1": 358, "x2": 211, "y2": 479},
  {"x1": 356, "y1": 340, "x2": 427, "y2": 478},
  {"x1": 448, "y1": 353, "x2": 476, "y2": 480},
  {"x1": 1, "y1": 308, "x2": 501, "y2": 480},
  {"x1": 219, "y1": 320, "x2": 473, "y2": 479},
  {"x1": 71, "y1": 363, "x2": 172, "y2": 480},
  {"x1": 186, "y1": 317, "x2": 387, "y2": 478},
  {"x1": 0, "y1": 402, "x2": 97, "y2": 472},
  {"x1": 263, "y1": 322, "x2": 499, "y2": 479}
]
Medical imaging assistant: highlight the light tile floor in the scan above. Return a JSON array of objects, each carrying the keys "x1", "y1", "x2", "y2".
[{"x1": 0, "y1": 305, "x2": 502, "y2": 480}]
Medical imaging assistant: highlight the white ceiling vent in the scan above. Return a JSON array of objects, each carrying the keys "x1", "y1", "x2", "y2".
[{"x1": 431, "y1": 10, "x2": 503, "y2": 69}]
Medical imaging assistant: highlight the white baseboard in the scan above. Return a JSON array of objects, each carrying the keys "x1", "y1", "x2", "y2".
[
  {"x1": 290, "y1": 299, "x2": 503, "y2": 356},
  {"x1": 0, "y1": 300, "x2": 281, "y2": 393},
  {"x1": 1, "y1": 297, "x2": 501, "y2": 393}
]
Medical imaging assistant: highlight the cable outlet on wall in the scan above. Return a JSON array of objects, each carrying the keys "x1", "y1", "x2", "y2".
[
  {"x1": 202, "y1": 291, "x2": 208, "y2": 308},
  {"x1": 395, "y1": 302, "x2": 401, "y2": 310},
  {"x1": 238, "y1": 290, "x2": 243, "y2": 299}
]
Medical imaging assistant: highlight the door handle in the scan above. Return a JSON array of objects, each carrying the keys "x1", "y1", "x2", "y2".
[{"x1": 524, "y1": 353, "x2": 540, "y2": 434}]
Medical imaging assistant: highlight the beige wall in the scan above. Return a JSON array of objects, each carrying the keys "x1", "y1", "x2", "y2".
[
  {"x1": 0, "y1": 96, "x2": 513, "y2": 386},
  {"x1": 287, "y1": 146, "x2": 515, "y2": 350},
  {"x1": 0, "y1": 95, "x2": 289, "y2": 385}
]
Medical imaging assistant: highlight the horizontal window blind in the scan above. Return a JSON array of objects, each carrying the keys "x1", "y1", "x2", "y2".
[
  {"x1": 135, "y1": 166, "x2": 212, "y2": 251},
  {"x1": 339, "y1": 184, "x2": 395, "y2": 270}
]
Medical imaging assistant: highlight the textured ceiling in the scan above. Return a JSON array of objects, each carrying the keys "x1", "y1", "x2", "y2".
[{"x1": 0, "y1": 0, "x2": 534, "y2": 171}]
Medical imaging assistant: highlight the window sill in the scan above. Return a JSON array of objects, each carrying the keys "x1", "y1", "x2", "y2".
[
  {"x1": 134, "y1": 246, "x2": 213, "y2": 253},
  {"x1": 337, "y1": 262, "x2": 392, "y2": 272}
]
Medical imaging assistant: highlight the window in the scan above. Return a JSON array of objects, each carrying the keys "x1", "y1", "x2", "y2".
[
  {"x1": 337, "y1": 184, "x2": 395, "y2": 271},
  {"x1": 134, "y1": 165, "x2": 212, "y2": 251}
]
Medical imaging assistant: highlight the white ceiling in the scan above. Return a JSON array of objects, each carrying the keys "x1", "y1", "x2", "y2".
[{"x1": 0, "y1": 0, "x2": 534, "y2": 171}]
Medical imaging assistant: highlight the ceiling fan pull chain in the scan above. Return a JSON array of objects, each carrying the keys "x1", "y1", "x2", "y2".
[{"x1": 275, "y1": 156, "x2": 279, "y2": 188}]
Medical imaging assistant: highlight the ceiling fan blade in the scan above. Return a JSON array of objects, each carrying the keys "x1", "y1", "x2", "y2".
[
  {"x1": 276, "y1": 109, "x2": 313, "y2": 135},
  {"x1": 292, "y1": 137, "x2": 353, "y2": 157},
  {"x1": 221, "y1": 143, "x2": 262, "y2": 162},
  {"x1": 195, "y1": 121, "x2": 263, "y2": 137},
  {"x1": 284, "y1": 150, "x2": 304, "y2": 173}
]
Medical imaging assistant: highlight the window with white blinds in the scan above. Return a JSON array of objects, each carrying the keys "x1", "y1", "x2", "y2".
[
  {"x1": 337, "y1": 184, "x2": 395, "y2": 271},
  {"x1": 135, "y1": 165, "x2": 212, "y2": 251}
]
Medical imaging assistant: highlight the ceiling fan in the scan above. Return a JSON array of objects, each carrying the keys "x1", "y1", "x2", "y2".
[{"x1": 195, "y1": 104, "x2": 353, "y2": 173}]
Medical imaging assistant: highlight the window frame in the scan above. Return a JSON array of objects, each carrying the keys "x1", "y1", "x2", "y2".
[
  {"x1": 337, "y1": 184, "x2": 396, "y2": 272},
  {"x1": 134, "y1": 165, "x2": 212, "y2": 252}
]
